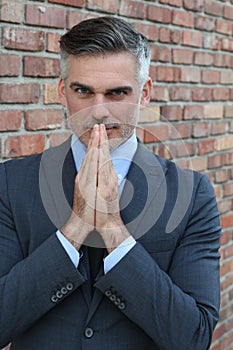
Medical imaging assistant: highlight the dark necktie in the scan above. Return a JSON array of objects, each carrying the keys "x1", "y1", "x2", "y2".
[{"x1": 85, "y1": 230, "x2": 105, "y2": 294}]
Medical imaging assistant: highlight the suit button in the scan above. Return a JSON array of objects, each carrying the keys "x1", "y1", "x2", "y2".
[
  {"x1": 51, "y1": 295, "x2": 58, "y2": 303},
  {"x1": 56, "y1": 290, "x2": 63, "y2": 299},
  {"x1": 66, "y1": 282, "x2": 74, "y2": 291},
  {"x1": 118, "y1": 302, "x2": 126, "y2": 310},
  {"x1": 114, "y1": 297, "x2": 121, "y2": 306},
  {"x1": 84, "y1": 327, "x2": 94, "y2": 338},
  {"x1": 105, "y1": 290, "x2": 112, "y2": 297},
  {"x1": 110, "y1": 294, "x2": 116, "y2": 302},
  {"x1": 61, "y1": 286, "x2": 68, "y2": 295}
]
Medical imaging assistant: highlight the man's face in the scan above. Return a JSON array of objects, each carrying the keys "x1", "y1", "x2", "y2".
[{"x1": 58, "y1": 52, "x2": 151, "y2": 149}]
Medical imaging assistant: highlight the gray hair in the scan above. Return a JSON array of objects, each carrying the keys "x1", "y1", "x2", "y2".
[{"x1": 59, "y1": 16, "x2": 151, "y2": 88}]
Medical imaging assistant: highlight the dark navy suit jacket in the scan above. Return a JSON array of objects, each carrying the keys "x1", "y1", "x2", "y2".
[{"x1": 0, "y1": 138, "x2": 221, "y2": 350}]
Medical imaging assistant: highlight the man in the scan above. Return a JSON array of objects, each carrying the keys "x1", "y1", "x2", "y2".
[{"x1": 0, "y1": 17, "x2": 221, "y2": 350}]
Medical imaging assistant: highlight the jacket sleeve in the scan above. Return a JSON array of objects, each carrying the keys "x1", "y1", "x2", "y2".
[
  {"x1": 0, "y1": 163, "x2": 86, "y2": 348},
  {"x1": 96, "y1": 174, "x2": 221, "y2": 350}
]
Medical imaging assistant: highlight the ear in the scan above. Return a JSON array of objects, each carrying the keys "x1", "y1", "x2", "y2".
[
  {"x1": 140, "y1": 77, "x2": 152, "y2": 107},
  {"x1": 58, "y1": 76, "x2": 67, "y2": 107}
]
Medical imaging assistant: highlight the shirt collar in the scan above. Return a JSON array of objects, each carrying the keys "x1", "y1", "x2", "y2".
[{"x1": 71, "y1": 132, "x2": 137, "y2": 186}]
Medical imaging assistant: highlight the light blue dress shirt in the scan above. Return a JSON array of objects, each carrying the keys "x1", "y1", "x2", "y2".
[{"x1": 56, "y1": 132, "x2": 137, "y2": 273}]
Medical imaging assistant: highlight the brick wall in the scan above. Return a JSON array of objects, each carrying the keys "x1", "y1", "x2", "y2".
[{"x1": 0, "y1": 0, "x2": 233, "y2": 349}]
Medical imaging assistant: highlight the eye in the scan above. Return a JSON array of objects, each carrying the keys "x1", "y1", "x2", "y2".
[
  {"x1": 75, "y1": 87, "x2": 91, "y2": 95},
  {"x1": 109, "y1": 90, "x2": 127, "y2": 98}
]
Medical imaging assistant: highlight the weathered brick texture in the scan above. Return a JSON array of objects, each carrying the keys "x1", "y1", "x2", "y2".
[{"x1": 0, "y1": 1, "x2": 232, "y2": 349}]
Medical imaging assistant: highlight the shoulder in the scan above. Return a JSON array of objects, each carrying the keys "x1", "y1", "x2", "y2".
[{"x1": 0, "y1": 137, "x2": 72, "y2": 183}]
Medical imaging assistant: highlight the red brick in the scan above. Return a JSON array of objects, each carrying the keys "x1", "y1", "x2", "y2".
[
  {"x1": 139, "y1": 106, "x2": 160, "y2": 123},
  {"x1": 216, "y1": 19, "x2": 233, "y2": 36},
  {"x1": 220, "y1": 70, "x2": 233, "y2": 85},
  {"x1": 201, "y1": 70, "x2": 220, "y2": 84},
  {"x1": 149, "y1": 65, "x2": 156, "y2": 80},
  {"x1": 182, "y1": 30, "x2": 202, "y2": 47},
  {"x1": 203, "y1": 34, "x2": 220, "y2": 50},
  {"x1": 161, "y1": 106, "x2": 183, "y2": 121},
  {"x1": 180, "y1": 67, "x2": 201, "y2": 83},
  {"x1": 223, "y1": 5, "x2": 233, "y2": 20},
  {"x1": 170, "y1": 86, "x2": 191, "y2": 101},
  {"x1": 213, "y1": 88, "x2": 230, "y2": 101},
  {"x1": 184, "y1": 105, "x2": 203, "y2": 120},
  {"x1": 48, "y1": 132, "x2": 72, "y2": 147},
  {"x1": 0, "y1": 55, "x2": 20, "y2": 77},
  {"x1": 134, "y1": 22, "x2": 159, "y2": 41},
  {"x1": 205, "y1": 0, "x2": 223, "y2": 17},
  {"x1": 0, "y1": 0, "x2": 23, "y2": 23},
  {"x1": 214, "y1": 53, "x2": 232, "y2": 68},
  {"x1": 208, "y1": 154, "x2": 225, "y2": 169},
  {"x1": 0, "y1": 110, "x2": 22, "y2": 131},
  {"x1": 175, "y1": 142, "x2": 197, "y2": 158},
  {"x1": 120, "y1": 0, "x2": 146, "y2": 18},
  {"x1": 87, "y1": 0, "x2": 119, "y2": 14},
  {"x1": 156, "y1": 66, "x2": 180, "y2": 82},
  {"x1": 151, "y1": 86, "x2": 169, "y2": 102},
  {"x1": 215, "y1": 169, "x2": 230, "y2": 183},
  {"x1": 216, "y1": 135, "x2": 233, "y2": 151},
  {"x1": 192, "y1": 87, "x2": 212, "y2": 101},
  {"x1": 47, "y1": 33, "x2": 61, "y2": 53},
  {"x1": 67, "y1": 12, "x2": 98, "y2": 29},
  {"x1": 170, "y1": 123, "x2": 192, "y2": 140},
  {"x1": 25, "y1": 110, "x2": 63, "y2": 130},
  {"x1": 5, "y1": 135, "x2": 45, "y2": 158},
  {"x1": 49, "y1": 0, "x2": 84, "y2": 6},
  {"x1": 172, "y1": 10, "x2": 194, "y2": 28},
  {"x1": 192, "y1": 122, "x2": 210, "y2": 138},
  {"x1": 230, "y1": 121, "x2": 233, "y2": 132},
  {"x1": 3, "y1": 27, "x2": 44, "y2": 51},
  {"x1": 222, "y1": 38, "x2": 233, "y2": 52},
  {"x1": 44, "y1": 84, "x2": 60, "y2": 104},
  {"x1": 152, "y1": 46, "x2": 170, "y2": 62},
  {"x1": 195, "y1": 15, "x2": 215, "y2": 31},
  {"x1": 203, "y1": 104, "x2": 224, "y2": 119},
  {"x1": 171, "y1": 29, "x2": 182, "y2": 44},
  {"x1": 198, "y1": 139, "x2": 215, "y2": 155},
  {"x1": 172, "y1": 49, "x2": 193, "y2": 64},
  {"x1": 147, "y1": 5, "x2": 172, "y2": 23},
  {"x1": 0, "y1": 84, "x2": 40, "y2": 104},
  {"x1": 224, "y1": 183, "x2": 233, "y2": 197},
  {"x1": 183, "y1": 0, "x2": 204, "y2": 11},
  {"x1": 144, "y1": 125, "x2": 169, "y2": 143},
  {"x1": 218, "y1": 198, "x2": 233, "y2": 216},
  {"x1": 25, "y1": 4, "x2": 66, "y2": 28},
  {"x1": 211, "y1": 121, "x2": 228, "y2": 135},
  {"x1": 159, "y1": 0, "x2": 182, "y2": 7},
  {"x1": 191, "y1": 156, "x2": 208, "y2": 172},
  {"x1": 225, "y1": 105, "x2": 233, "y2": 118},
  {"x1": 194, "y1": 52, "x2": 214, "y2": 66},
  {"x1": 23, "y1": 57, "x2": 60, "y2": 78},
  {"x1": 159, "y1": 27, "x2": 171, "y2": 43}
]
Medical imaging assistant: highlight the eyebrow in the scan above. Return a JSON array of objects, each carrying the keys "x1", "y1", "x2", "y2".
[
  {"x1": 69, "y1": 82, "x2": 93, "y2": 90},
  {"x1": 69, "y1": 81, "x2": 133, "y2": 93}
]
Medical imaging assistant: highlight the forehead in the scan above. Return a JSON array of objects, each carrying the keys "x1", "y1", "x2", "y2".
[{"x1": 66, "y1": 52, "x2": 139, "y2": 88}]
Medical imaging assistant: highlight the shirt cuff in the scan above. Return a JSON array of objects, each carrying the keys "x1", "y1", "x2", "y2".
[
  {"x1": 104, "y1": 236, "x2": 136, "y2": 274},
  {"x1": 56, "y1": 230, "x2": 80, "y2": 268}
]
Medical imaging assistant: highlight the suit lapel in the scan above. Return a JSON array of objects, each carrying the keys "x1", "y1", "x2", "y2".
[{"x1": 120, "y1": 142, "x2": 168, "y2": 240}]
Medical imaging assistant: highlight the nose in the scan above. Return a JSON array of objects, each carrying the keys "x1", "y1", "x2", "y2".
[{"x1": 91, "y1": 94, "x2": 110, "y2": 121}]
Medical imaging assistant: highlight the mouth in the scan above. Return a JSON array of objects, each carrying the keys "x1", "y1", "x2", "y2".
[{"x1": 85, "y1": 123, "x2": 120, "y2": 132}]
